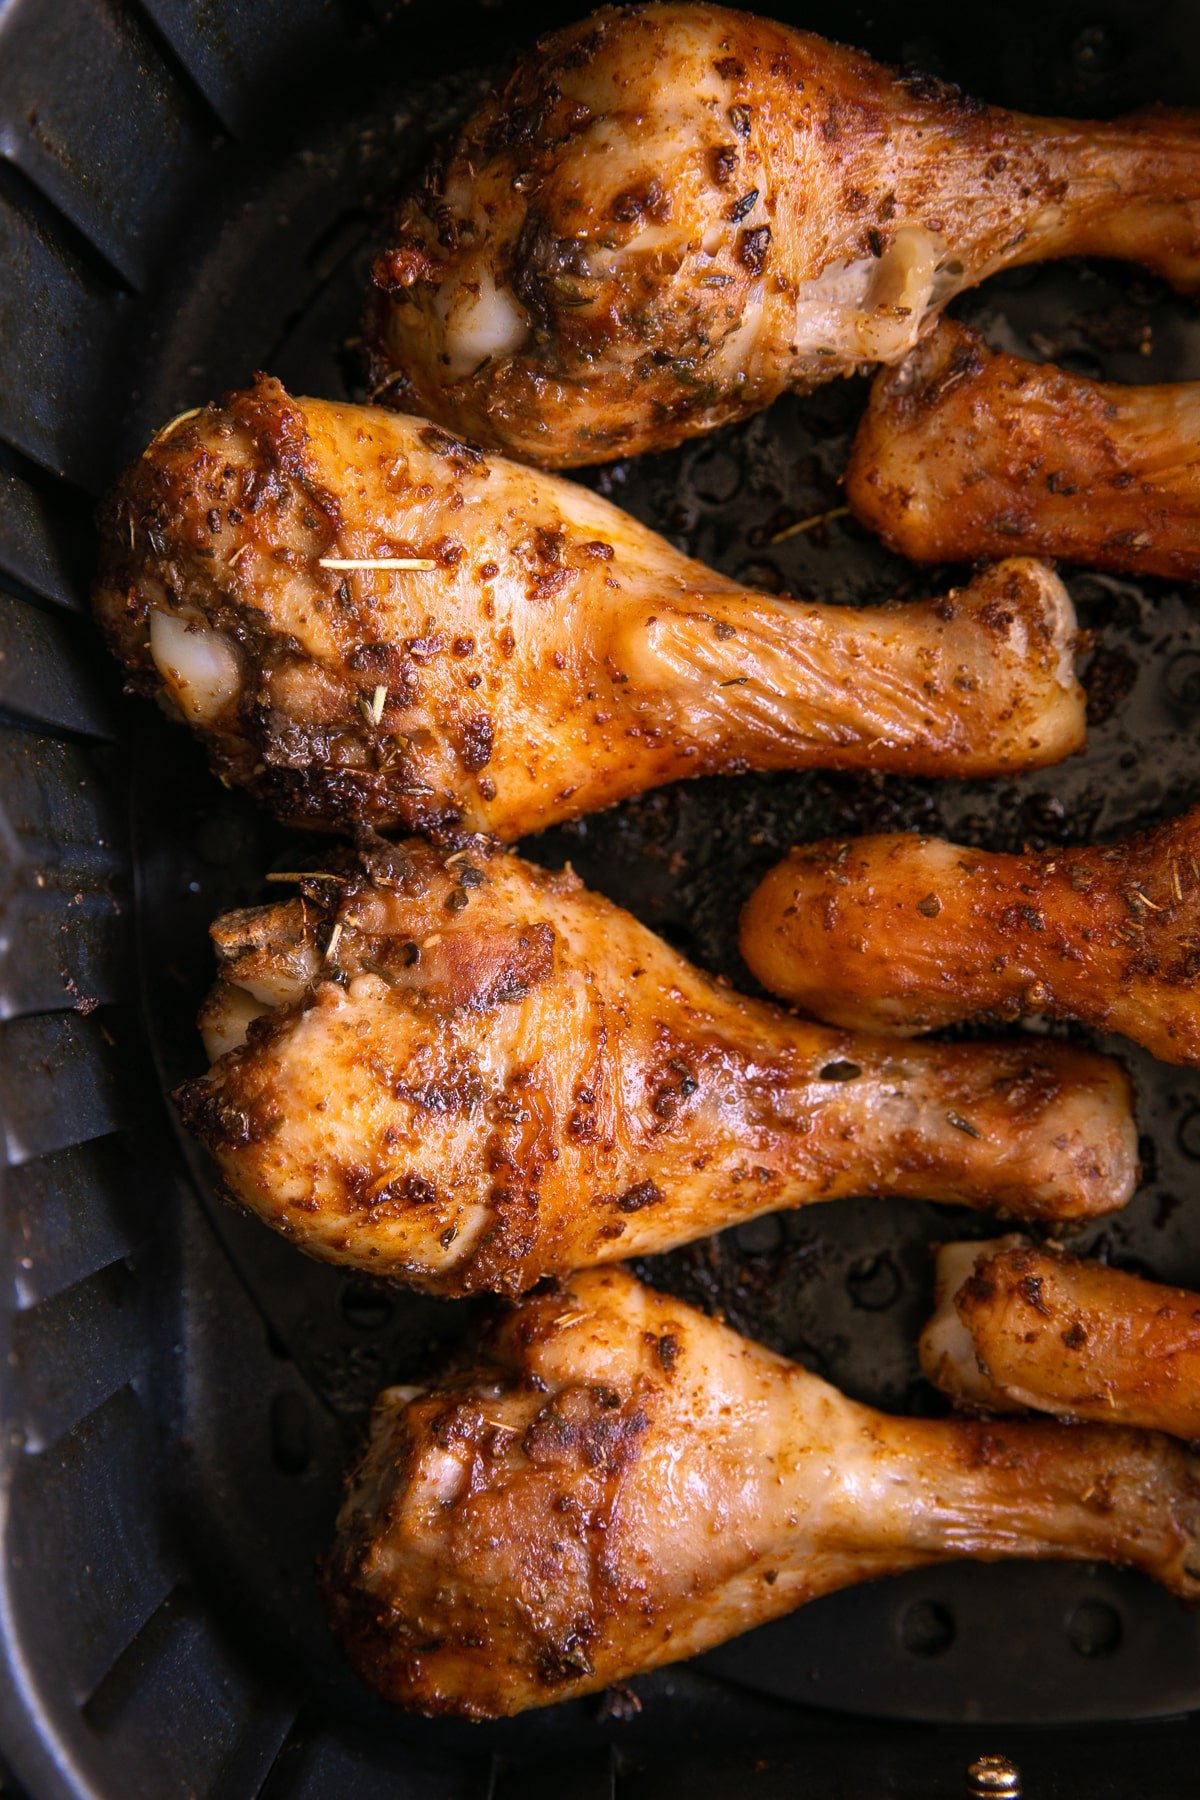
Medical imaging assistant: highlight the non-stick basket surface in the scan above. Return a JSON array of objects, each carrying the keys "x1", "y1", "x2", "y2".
[{"x1": 5, "y1": 0, "x2": 1200, "y2": 1794}]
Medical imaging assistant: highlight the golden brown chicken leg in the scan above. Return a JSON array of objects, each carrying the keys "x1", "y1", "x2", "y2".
[
  {"x1": 923, "y1": 1237, "x2": 1200, "y2": 1440},
  {"x1": 325, "y1": 1265, "x2": 1200, "y2": 1717},
  {"x1": 368, "y1": 2, "x2": 1200, "y2": 466},
  {"x1": 176, "y1": 839, "x2": 1138, "y2": 1297},
  {"x1": 740, "y1": 808, "x2": 1200, "y2": 1066},
  {"x1": 846, "y1": 319, "x2": 1200, "y2": 580},
  {"x1": 93, "y1": 379, "x2": 1084, "y2": 841}
]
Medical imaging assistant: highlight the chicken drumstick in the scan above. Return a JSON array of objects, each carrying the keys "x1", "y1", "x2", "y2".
[
  {"x1": 177, "y1": 839, "x2": 1138, "y2": 1296},
  {"x1": 94, "y1": 379, "x2": 1084, "y2": 841},
  {"x1": 325, "y1": 1265, "x2": 1200, "y2": 1717},
  {"x1": 369, "y1": 1, "x2": 1200, "y2": 466},
  {"x1": 923, "y1": 1236, "x2": 1200, "y2": 1441},
  {"x1": 847, "y1": 319, "x2": 1200, "y2": 580},
  {"x1": 740, "y1": 808, "x2": 1200, "y2": 1066}
]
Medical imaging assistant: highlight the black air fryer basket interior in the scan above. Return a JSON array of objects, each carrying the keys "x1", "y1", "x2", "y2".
[{"x1": 5, "y1": 0, "x2": 1200, "y2": 1793}]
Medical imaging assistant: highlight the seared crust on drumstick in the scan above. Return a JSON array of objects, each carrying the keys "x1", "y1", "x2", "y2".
[
  {"x1": 94, "y1": 379, "x2": 1085, "y2": 841},
  {"x1": 325, "y1": 1265, "x2": 1200, "y2": 1717},
  {"x1": 176, "y1": 840, "x2": 1139, "y2": 1296},
  {"x1": 369, "y1": 1, "x2": 1200, "y2": 464},
  {"x1": 847, "y1": 319, "x2": 1200, "y2": 580},
  {"x1": 740, "y1": 808, "x2": 1200, "y2": 1066},
  {"x1": 923, "y1": 1237, "x2": 1200, "y2": 1440}
]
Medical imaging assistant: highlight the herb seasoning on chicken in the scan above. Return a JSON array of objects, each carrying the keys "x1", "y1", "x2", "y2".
[
  {"x1": 176, "y1": 839, "x2": 1139, "y2": 1296},
  {"x1": 368, "y1": 1, "x2": 1200, "y2": 464},
  {"x1": 741, "y1": 806, "x2": 1200, "y2": 1067},
  {"x1": 326, "y1": 1266, "x2": 1200, "y2": 1716},
  {"x1": 847, "y1": 319, "x2": 1200, "y2": 580},
  {"x1": 923, "y1": 1237, "x2": 1200, "y2": 1441},
  {"x1": 93, "y1": 379, "x2": 1086, "y2": 841}
]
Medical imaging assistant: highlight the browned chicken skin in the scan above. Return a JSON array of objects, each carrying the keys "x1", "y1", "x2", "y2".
[
  {"x1": 325, "y1": 1265, "x2": 1200, "y2": 1717},
  {"x1": 92, "y1": 380, "x2": 1084, "y2": 841},
  {"x1": 740, "y1": 808, "x2": 1200, "y2": 1067},
  {"x1": 368, "y1": 2, "x2": 1200, "y2": 466},
  {"x1": 176, "y1": 840, "x2": 1138, "y2": 1296},
  {"x1": 923, "y1": 1237, "x2": 1200, "y2": 1440},
  {"x1": 847, "y1": 319, "x2": 1200, "y2": 580}
]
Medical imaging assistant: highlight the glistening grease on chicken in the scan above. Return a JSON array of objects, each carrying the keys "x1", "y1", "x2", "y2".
[
  {"x1": 325, "y1": 1265, "x2": 1200, "y2": 1718},
  {"x1": 92, "y1": 379, "x2": 1085, "y2": 841},
  {"x1": 368, "y1": 1, "x2": 1200, "y2": 465},
  {"x1": 174, "y1": 839, "x2": 1139, "y2": 1297},
  {"x1": 847, "y1": 319, "x2": 1200, "y2": 579},
  {"x1": 740, "y1": 807, "x2": 1200, "y2": 1067},
  {"x1": 922, "y1": 1237, "x2": 1200, "y2": 1441}
]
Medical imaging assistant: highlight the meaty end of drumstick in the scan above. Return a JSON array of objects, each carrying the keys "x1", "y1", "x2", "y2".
[
  {"x1": 325, "y1": 1265, "x2": 1200, "y2": 1717},
  {"x1": 922, "y1": 1237, "x2": 1200, "y2": 1440},
  {"x1": 739, "y1": 812, "x2": 1200, "y2": 1066},
  {"x1": 846, "y1": 319, "x2": 1200, "y2": 580}
]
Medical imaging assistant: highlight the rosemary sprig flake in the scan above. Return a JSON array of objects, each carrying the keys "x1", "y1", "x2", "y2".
[
  {"x1": 360, "y1": 957, "x2": 399, "y2": 985},
  {"x1": 770, "y1": 504, "x2": 851, "y2": 545},
  {"x1": 266, "y1": 870, "x2": 345, "y2": 885},
  {"x1": 145, "y1": 407, "x2": 202, "y2": 453},
  {"x1": 318, "y1": 556, "x2": 436, "y2": 572}
]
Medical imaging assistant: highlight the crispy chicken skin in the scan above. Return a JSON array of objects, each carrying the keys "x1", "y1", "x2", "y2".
[
  {"x1": 847, "y1": 319, "x2": 1200, "y2": 580},
  {"x1": 367, "y1": 2, "x2": 1200, "y2": 466},
  {"x1": 93, "y1": 380, "x2": 1084, "y2": 841},
  {"x1": 325, "y1": 1265, "x2": 1200, "y2": 1717},
  {"x1": 175, "y1": 840, "x2": 1138, "y2": 1296},
  {"x1": 923, "y1": 1237, "x2": 1200, "y2": 1440},
  {"x1": 740, "y1": 808, "x2": 1200, "y2": 1067}
]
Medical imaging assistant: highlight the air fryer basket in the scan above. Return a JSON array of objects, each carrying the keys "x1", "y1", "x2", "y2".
[{"x1": 5, "y1": 0, "x2": 1200, "y2": 1793}]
